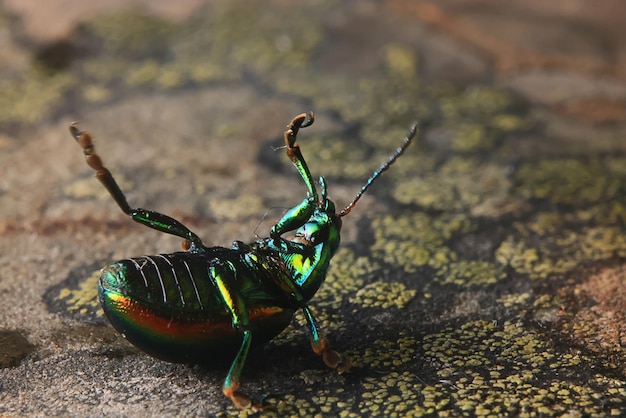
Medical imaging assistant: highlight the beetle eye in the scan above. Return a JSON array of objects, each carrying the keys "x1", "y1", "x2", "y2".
[{"x1": 324, "y1": 199, "x2": 336, "y2": 214}]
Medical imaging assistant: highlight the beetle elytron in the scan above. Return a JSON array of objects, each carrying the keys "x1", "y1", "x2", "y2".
[{"x1": 69, "y1": 112, "x2": 416, "y2": 409}]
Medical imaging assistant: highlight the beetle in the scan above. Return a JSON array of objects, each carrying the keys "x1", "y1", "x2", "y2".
[{"x1": 68, "y1": 112, "x2": 416, "y2": 409}]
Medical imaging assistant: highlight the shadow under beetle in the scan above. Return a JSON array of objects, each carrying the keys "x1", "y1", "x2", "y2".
[{"x1": 68, "y1": 112, "x2": 416, "y2": 410}]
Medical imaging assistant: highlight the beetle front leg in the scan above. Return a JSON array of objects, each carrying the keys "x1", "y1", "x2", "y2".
[
  {"x1": 302, "y1": 306, "x2": 349, "y2": 373},
  {"x1": 69, "y1": 123, "x2": 206, "y2": 250},
  {"x1": 269, "y1": 113, "x2": 323, "y2": 242},
  {"x1": 269, "y1": 113, "x2": 320, "y2": 241}
]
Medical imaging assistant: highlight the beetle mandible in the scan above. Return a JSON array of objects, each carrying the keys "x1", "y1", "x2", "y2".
[{"x1": 68, "y1": 112, "x2": 416, "y2": 409}]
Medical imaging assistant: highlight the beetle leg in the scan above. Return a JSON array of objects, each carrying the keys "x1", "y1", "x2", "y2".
[
  {"x1": 270, "y1": 113, "x2": 319, "y2": 243},
  {"x1": 222, "y1": 329, "x2": 255, "y2": 409},
  {"x1": 283, "y1": 112, "x2": 317, "y2": 202},
  {"x1": 302, "y1": 306, "x2": 349, "y2": 374},
  {"x1": 68, "y1": 123, "x2": 206, "y2": 250},
  {"x1": 210, "y1": 262, "x2": 269, "y2": 410},
  {"x1": 221, "y1": 331, "x2": 278, "y2": 411}
]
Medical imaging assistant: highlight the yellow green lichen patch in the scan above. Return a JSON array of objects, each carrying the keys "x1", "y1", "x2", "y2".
[
  {"x1": 416, "y1": 320, "x2": 625, "y2": 415},
  {"x1": 349, "y1": 371, "x2": 624, "y2": 417},
  {"x1": 209, "y1": 2, "x2": 324, "y2": 74},
  {"x1": 496, "y1": 238, "x2": 570, "y2": 280},
  {"x1": 86, "y1": 12, "x2": 176, "y2": 59},
  {"x1": 81, "y1": 84, "x2": 113, "y2": 104},
  {"x1": 440, "y1": 260, "x2": 503, "y2": 286},
  {"x1": 557, "y1": 226, "x2": 626, "y2": 260},
  {"x1": 57, "y1": 268, "x2": 102, "y2": 316},
  {"x1": 440, "y1": 86, "x2": 518, "y2": 121},
  {"x1": 64, "y1": 174, "x2": 133, "y2": 201},
  {"x1": 383, "y1": 44, "x2": 418, "y2": 83},
  {"x1": 589, "y1": 201, "x2": 626, "y2": 225},
  {"x1": 0, "y1": 69, "x2": 74, "y2": 125},
  {"x1": 352, "y1": 335, "x2": 419, "y2": 369},
  {"x1": 125, "y1": 59, "x2": 162, "y2": 87},
  {"x1": 489, "y1": 113, "x2": 529, "y2": 131},
  {"x1": 317, "y1": 248, "x2": 378, "y2": 308},
  {"x1": 208, "y1": 194, "x2": 264, "y2": 221},
  {"x1": 370, "y1": 212, "x2": 473, "y2": 274},
  {"x1": 298, "y1": 319, "x2": 626, "y2": 416},
  {"x1": 185, "y1": 59, "x2": 235, "y2": 84},
  {"x1": 370, "y1": 211, "x2": 508, "y2": 286},
  {"x1": 275, "y1": 43, "x2": 426, "y2": 137},
  {"x1": 72, "y1": 2, "x2": 324, "y2": 98},
  {"x1": 393, "y1": 158, "x2": 523, "y2": 218},
  {"x1": 121, "y1": 61, "x2": 171, "y2": 89},
  {"x1": 496, "y1": 225, "x2": 626, "y2": 280},
  {"x1": 515, "y1": 158, "x2": 621, "y2": 205},
  {"x1": 302, "y1": 77, "x2": 531, "y2": 189},
  {"x1": 81, "y1": 58, "x2": 131, "y2": 84},
  {"x1": 350, "y1": 281, "x2": 416, "y2": 309},
  {"x1": 450, "y1": 123, "x2": 495, "y2": 152},
  {"x1": 359, "y1": 372, "x2": 429, "y2": 417},
  {"x1": 520, "y1": 211, "x2": 563, "y2": 236},
  {"x1": 124, "y1": 60, "x2": 212, "y2": 90},
  {"x1": 424, "y1": 320, "x2": 563, "y2": 372}
]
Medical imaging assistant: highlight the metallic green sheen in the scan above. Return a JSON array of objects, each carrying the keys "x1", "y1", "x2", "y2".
[
  {"x1": 98, "y1": 215, "x2": 340, "y2": 364},
  {"x1": 69, "y1": 112, "x2": 413, "y2": 408}
]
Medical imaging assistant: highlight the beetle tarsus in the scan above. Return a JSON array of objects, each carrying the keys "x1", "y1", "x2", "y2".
[
  {"x1": 286, "y1": 111, "x2": 314, "y2": 140},
  {"x1": 223, "y1": 387, "x2": 252, "y2": 409},
  {"x1": 312, "y1": 336, "x2": 350, "y2": 374},
  {"x1": 223, "y1": 388, "x2": 279, "y2": 412}
]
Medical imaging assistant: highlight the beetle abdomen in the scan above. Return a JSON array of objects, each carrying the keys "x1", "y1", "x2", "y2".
[{"x1": 98, "y1": 252, "x2": 294, "y2": 363}]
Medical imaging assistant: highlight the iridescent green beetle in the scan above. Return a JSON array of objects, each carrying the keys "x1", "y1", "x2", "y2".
[{"x1": 69, "y1": 113, "x2": 415, "y2": 409}]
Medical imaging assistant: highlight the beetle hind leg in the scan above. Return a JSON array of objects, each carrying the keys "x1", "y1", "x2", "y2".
[
  {"x1": 210, "y1": 263, "x2": 274, "y2": 410},
  {"x1": 222, "y1": 329, "x2": 255, "y2": 409},
  {"x1": 68, "y1": 123, "x2": 206, "y2": 250},
  {"x1": 222, "y1": 330, "x2": 278, "y2": 411}
]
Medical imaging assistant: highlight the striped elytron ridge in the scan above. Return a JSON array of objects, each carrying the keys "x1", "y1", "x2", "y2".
[{"x1": 102, "y1": 252, "x2": 225, "y2": 312}]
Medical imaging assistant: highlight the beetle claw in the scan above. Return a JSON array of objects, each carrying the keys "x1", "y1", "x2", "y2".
[
  {"x1": 322, "y1": 349, "x2": 351, "y2": 374},
  {"x1": 224, "y1": 388, "x2": 283, "y2": 411},
  {"x1": 224, "y1": 389, "x2": 252, "y2": 409},
  {"x1": 322, "y1": 349, "x2": 341, "y2": 369},
  {"x1": 311, "y1": 336, "x2": 350, "y2": 373},
  {"x1": 336, "y1": 358, "x2": 351, "y2": 375}
]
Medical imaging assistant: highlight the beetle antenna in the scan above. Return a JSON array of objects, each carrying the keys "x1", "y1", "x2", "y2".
[
  {"x1": 339, "y1": 122, "x2": 417, "y2": 218},
  {"x1": 254, "y1": 207, "x2": 284, "y2": 238}
]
